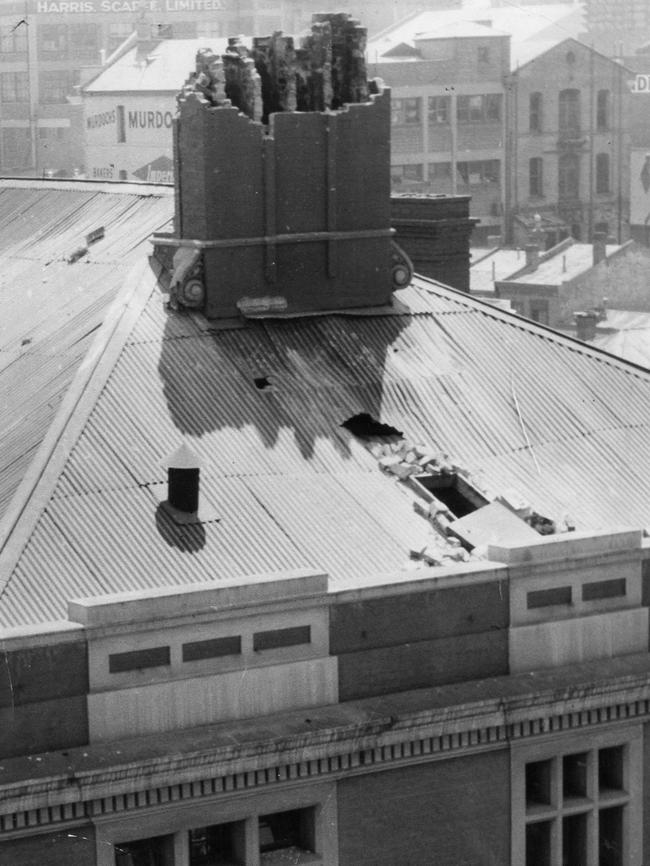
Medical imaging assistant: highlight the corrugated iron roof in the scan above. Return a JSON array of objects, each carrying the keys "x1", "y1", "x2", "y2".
[
  {"x1": 0, "y1": 181, "x2": 174, "y2": 524},
  {"x1": 2, "y1": 210, "x2": 650, "y2": 626}
]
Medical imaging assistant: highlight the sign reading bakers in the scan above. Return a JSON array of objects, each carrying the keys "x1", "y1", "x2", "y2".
[{"x1": 630, "y1": 74, "x2": 650, "y2": 93}]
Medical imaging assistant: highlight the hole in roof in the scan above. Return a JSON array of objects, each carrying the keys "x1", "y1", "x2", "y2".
[
  {"x1": 341, "y1": 413, "x2": 403, "y2": 440},
  {"x1": 413, "y1": 473, "x2": 489, "y2": 519},
  {"x1": 254, "y1": 376, "x2": 271, "y2": 390}
]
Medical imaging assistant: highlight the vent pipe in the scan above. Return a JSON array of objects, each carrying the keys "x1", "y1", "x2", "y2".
[
  {"x1": 166, "y1": 443, "x2": 201, "y2": 513},
  {"x1": 575, "y1": 311, "x2": 598, "y2": 342},
  {"x1": 592, "y1": 231, "x2": 607, "y2": 266}
]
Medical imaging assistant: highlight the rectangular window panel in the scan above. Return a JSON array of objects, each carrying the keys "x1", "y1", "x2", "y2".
[
  {"x1": 597, "y1": 89, "x2": 610, "y2": 130},
  {"x1": 259, "y1": 808, "x2": 315, "y2": 858},
  {"x1": 563, "y1": 752, "x2": 588, "y2": 799},
  {"x1": 526, "y1": 759, "x2": 553, "y2": 806},
  {"x1": 189, "y1": 822, "x2": 245, "y2": 866},
  {"x1": 182, "y1": 635, "x2": 241, "y2": 662},
  {"x1": 526, "y1": 821, "x2": 552, "y2": 866},
  {"x1": 530, "y1": 92, "x2": 543, "y2": 132},
  {"x1": 527, "y1": 586, "x2": 572, "y2": 608},
  {"x1": 115, "y1": 834, "x2": 174, "y2": 866},
  {"x1": 1, "y1": 72, "x2": 28, "y2": 102},
  {"x1": 599, "y1": 746, "x2": 624, "y2": 793},
  {"x1": 529, "y1": 157, "x2": 543, "y2": 197},
  {"x1": 109, "y1": 645, "x2": 170, "y2": 673},
  {"x1": 428, "y1": 95, "x2": 449, "y2": 123},
  {"x1": 253, "y1": 625, "x2": 311, "y2": 651},
  {"x1": 599, "y1": 806, "x2": 624, "y2": 866},
  {"x1": 563, "y1": 812, "x2": 588, "y2": 866},
  {"x1": 582, "y1": 578, "x2": 625, "y2": 601},
  {"x1": 0, "y1": 22, "x2": 27, "y2": 54}
]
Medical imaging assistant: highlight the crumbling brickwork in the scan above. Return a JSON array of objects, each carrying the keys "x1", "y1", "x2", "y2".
[{"x1": 173, "y1": 13, "x2": 393, "y2": 319}]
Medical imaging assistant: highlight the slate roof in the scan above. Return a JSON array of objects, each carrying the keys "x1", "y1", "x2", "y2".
[
  {"x1": 0, "y1": 180, "x2": 173, "y2": 523},
  {"x1": 2, "y1": 223, "x2": 650, "y2": 630}
]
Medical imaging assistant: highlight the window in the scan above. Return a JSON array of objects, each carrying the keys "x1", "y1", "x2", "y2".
[
  {"x1": 39, "y1": 23, "x2": 68, "y2": 54},
  {"x1": 519, "y1": 739, "x2": 634, "y2": 866},
  {"x1": 457, "y1": 93, "x2": 501, "y2": 123},
  {"x1": 259, "y1": 808, "x2": 315, "y2": 862},
  {"x1": 530, "y1": 92, "x2": 543, "y2": 132},
  {"x1": 253, "y1": 625, "x2": 311, "y2": 651},
  {"x1": 428, "y1": 161, "x2": 452, "y2": 192},
  {"x1": 0, "y1": 71, "x2": 27, "y2": 102},
  {"x1": 456, "y1": 159, "x2": 500, "y2": 187},
  {"x1": 529, "y1": 157, "x2": 543, "y2": 197},
  {"x1": 391, "y1": 97, "x2": 421, "y2": 125},
  {"x1": 0, "y1": 21, "x2": 27, "y2": 55},
  {"x1": 596, "y1": 153, "x2": 610, "y2": 194},
  {"x1": 597, "y1": 89, "x2": 610, "y2": 130},
  {"x1": 478, "y1": 45, "x2": 490, "y2": 63},
  {"x1": 530, "y1": 299, "x2": 550, "y2": 325},
  {"x1": 183, "y1": 635, "x2": 241, "y2": 662},
  {"x1": 558, "y1": 152, "x2": 580, "y2": 200},
  {"x1": 582, "y1": 578, "x2": 625, "y2": 601},
  {"x1": 391, "y1": 163, "x2": 423, "y2": 186},
  {"x1": 2, "y1": 128, "x2": 31, "y2": 169},
  {"x1": 527, "y1": 586, "x2": 572, "y2": 609},
  {"x1": 115, "y1": 834, "x2": 174, "y2": 866},
  {"x1": 189, "y1": 822, "x2": 245, "y2": 865},
  {"x1": 559, "y1": 88, "x2": 580, "y2": 136},
  {"x1": 39, "y1": 71, "x2": 72, "y2": 104},
  {"x1": 69, "y1": 23, "x2": 100, "y2": 60},
  {"x1": 427, "y1": 95, "x2": 449, "y2": 123},
  {"x1": 117, "y1": 104, "x2": 126, "y2": 143},
  {"x1": 109, "y1": 646, "x2": 170, "y2": 673},
  {"x1": 510, "y1": 299, "x2": 526, "y2": 317}
]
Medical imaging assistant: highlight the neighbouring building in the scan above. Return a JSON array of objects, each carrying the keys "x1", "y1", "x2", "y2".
[
  {"x1": 506, "y1": 38, "x2": 631, "y2": 245},
  {"x1": 472, "y1": 233, "x2": 631, "y2": 325},
  {"x1": 366, "y1": 2, "x2": 585, "y2": 244},
  {"x1": 5, "y1": 14, "x2": 650, "y2": 866},
  {"x1": 584, "y1": 0, "x2": 650, "y2": 55}
]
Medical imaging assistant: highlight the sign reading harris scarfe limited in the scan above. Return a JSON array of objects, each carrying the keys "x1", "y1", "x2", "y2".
[{"x1": 33, "y1": 0, "x2": 223, "y2": 12}]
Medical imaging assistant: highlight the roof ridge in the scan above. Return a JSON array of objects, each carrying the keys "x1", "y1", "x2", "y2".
[{"x1": 0, "y1": 257, "x2": 160, "y2": 595}]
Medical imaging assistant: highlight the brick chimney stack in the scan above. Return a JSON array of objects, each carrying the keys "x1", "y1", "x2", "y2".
[
  {"x1": 525, "y1": 244, "x2": 539, "y2": 270},
  {"x1": 575, "y1": 311, "x2": 598, "y2": 341},
  {"x1": 161, "y1": 13, "x2": 411, "y2": 320}
]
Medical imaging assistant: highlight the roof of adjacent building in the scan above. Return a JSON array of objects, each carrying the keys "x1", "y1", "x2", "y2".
[
  {"x1": 567, "y1": 309, "x2": 650, "y2": 368},
  {"x1": 471, "y1": 240, "x2": 625, "y2": 294},
  {"x1": 84, "y1": 37, "x2": 230, "y2": 94},
  {"x1": 0, "y1": 179, "x2": 173, "y2": 522},
  {"x1": 367, "y1": 2, "x2": 585, "y2": 69},
  {"x1": 2, "y1": 200, "x2": 650, "y2": 630}
]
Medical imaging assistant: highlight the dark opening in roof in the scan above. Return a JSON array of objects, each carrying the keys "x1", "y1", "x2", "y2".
[
  {"x1": 341, "y1": 413, "x2": 403, "y2": 440},
  {"x1": 413, "y1": 472, "x2": 489, "y2": 519},
  {"x1": 254, "y1": 376, "x2": 271, "y2": 390}
]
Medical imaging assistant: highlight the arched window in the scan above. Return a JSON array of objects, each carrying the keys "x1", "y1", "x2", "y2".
[
  {"x1": 559, "y1": 89, "x2": 580, "y2": 136},
  {"x1": 596, "y1": 153, "x2": 610, "y2": 194},
  {"x1": 597, "y1": 90, "x2": 610, "y2": 130},
  {"x1": 558, "y1": 152, "x2": 580, "y2": 199},
  {"x1": 529, "y1": 92, "x2": 543, "y2": 132}
]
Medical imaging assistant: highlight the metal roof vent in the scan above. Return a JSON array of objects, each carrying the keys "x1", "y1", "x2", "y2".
[{"x1": 165, "y1": 443, "x2": 201, "y2": 514}]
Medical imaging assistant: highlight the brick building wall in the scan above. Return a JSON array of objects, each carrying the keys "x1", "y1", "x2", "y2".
[{"x1": 337, "y1": 750, "x2": 511, "y2": 865}]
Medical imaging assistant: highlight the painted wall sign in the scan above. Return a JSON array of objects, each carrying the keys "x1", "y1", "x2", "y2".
[
  {"x1": 128, "y1": 110, "x2": 174, "y2": 130},
  {"x1": 630, "y1": 74, "x2": 650, "y2": 93},
  {"x1": 86, "y1": 109, "x2": 116, "y2": 130},
  {"x1": 92, "y1": 165, "x2": 115, "y2": 178},
  {"x1": 33, "y1": 0, "x2": 223, "y2": 12},
  {"x1": 133, "y1": 155, "x2": 174, "y2": 183}
]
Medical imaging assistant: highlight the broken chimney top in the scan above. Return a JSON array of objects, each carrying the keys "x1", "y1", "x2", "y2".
[{"x1": 166, "y1": 12, "x2": 403, "y2": 320}]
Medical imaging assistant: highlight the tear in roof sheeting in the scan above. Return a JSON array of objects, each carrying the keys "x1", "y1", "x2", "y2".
[
  {"x1": 4, "y1": 265, "x2": 650, "y2": 627},
  {"x1": 0, "y1": 183, "x2": 174, "y2": 523}
]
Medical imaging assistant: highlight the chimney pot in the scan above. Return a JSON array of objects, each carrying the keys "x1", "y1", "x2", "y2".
[
  {"x1": 525, "y1": 243, "x2": 539, "y2": 270},
  {"x1": 575, "y1": 311, "x2": 598, "y2": 342},
  {"x1": 165, "y1": 443, "x2": 201, "y2": 513},
  {"x1": 592, "y1": 231, "x2": 607, "y2": 266}
]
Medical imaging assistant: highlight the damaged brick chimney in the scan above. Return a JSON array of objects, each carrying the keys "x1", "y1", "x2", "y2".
[{"x1": 157, "y1": 13, "x2": 411, "y2": 319}]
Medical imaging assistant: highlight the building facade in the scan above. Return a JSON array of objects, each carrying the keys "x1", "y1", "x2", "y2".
[
  {"x1": 506, "y1": 39, "x2": 631, "y2": 245},
  {"x1": 370, "y1": 23, "x2": 509, "y2": 245}
]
